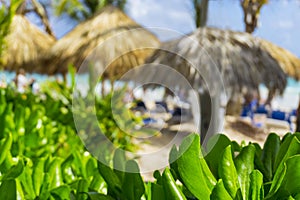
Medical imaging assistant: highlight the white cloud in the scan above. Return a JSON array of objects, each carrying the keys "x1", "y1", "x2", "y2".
[
  {"x1": 277, "y1": 20, "x2": 294, "y2": 29},
  {"x1": 127, "y1": 0, "x2": 157, "y2": 18},
  {"x1": 126, "y1": 0, "x2": 194, "y2": 41}
]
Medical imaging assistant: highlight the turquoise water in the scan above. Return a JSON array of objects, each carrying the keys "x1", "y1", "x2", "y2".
[
  {"x1": 1, "y1": 71, "x2": 299, "y2": 110},
  {"x1": 260, "y1": 78, "x2": 300, "y2": 111},
  {"x1": 0, "y1": 71, "x2": 63, "y2": 83}
]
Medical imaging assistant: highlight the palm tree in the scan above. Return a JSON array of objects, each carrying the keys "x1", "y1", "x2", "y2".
[
  {"x1": 54, "y1": 0, "x2": 127, "y2": 21},
  {"x1": 241, "y1": 0, "x2": 268, "y2": 33},
  {"x1": 192, "y1": 0, "x2": 209, "y2": 28},
  {"x1": 16, "y1": 0, "x2": 55, "y2": 38}
]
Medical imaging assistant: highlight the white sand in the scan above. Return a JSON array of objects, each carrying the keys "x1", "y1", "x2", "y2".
[{"x1": 134, "y1": 115, "x2": 291, "y2": 181}]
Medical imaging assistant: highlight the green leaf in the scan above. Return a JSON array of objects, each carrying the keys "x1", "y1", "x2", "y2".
[
  {"x1": 97, "y1": 160, "x2": 122, "y2": 198},
  {"x1": 218, "y1": 145, "x2": 239, "y2": 198},
  {"x1": 47, "y1": 158, "x2": 63, "y2": 189},
  {"x1": 88, "y1": 192, "x2": 115, "y2": 200},
  {"x1": 0, "y1": 160, "x2": 23, "y2": 181},
  {"x1": 68, "y1": 64, "x2": 76, "y2": 89},
  {"x1": 266, "y1": 162, "x2": 286, "y2": 199},
  {"x1": 253, "y1": 143, "x2": 268, "y2": 183},
  {"x1": 76, "y1": 179, "x2": 89, "y2": 200},
  {"x1": 61, "y1": 155, "x2": 75, "y2": 183},
  {"x1": 169, "y1": 145, "x2": 179, "y2": 179},
  {"x1": 51, "y1": 185, "x2": 71, "y2": 200},
  {"x1": 16, "y1": 179, "x2": 25, "y2": 200},
  {"x1": 162, "y1": 167, "x2": 186, "y2": 200},
  {"x1": 231, "y1": 141, "x2": 242, "y2": 152},
  {"x1": 210, "y1": 179, "x2": 232, "y2": 200},
  {"x1": 0, "y1": 132, "x2": 13, "y2": 165},
  {"x1": 19, "y1": 163, "x2": 36, "y2": 199},
  {"x1": 283, "y1": 155, "x2": 300, "y2": 195},
  {"x1": 144, "y1": 182, "x2": 151, "y2": 200},
  {"x1": 234, "y1": 188, "x2": 244, "y2": 200},
  {"x1": 153, "y1": 170, "x2": 163, "y2": 185},
  {"x1": 294, "y1": 193, "x2": 300, "y2": 199},
  {"x1": 261, "y1": 133, "x2": 280, "y2": 180},
  {"x1": 274, "y1": 135, "x2": 300, "y2": 173},
  {"x1": 248, "y1": 170, "x2": 264, "y2": 200},
  {"x1": 287, "y1": 196, "x2": 295, "y2": 200},
  {"x1": 122, "y1": 160, "x2": 145, "y2": 200},
  {"x1": 205, "y1": 134, "x2": 232, "y2": 177},
  {"x1": 86, "y1": 157, "x2": 97, "y2": 178},
  {"x1": 39, "y1": 173, "x2": 51, "y2": 200},
  {"x1": 151, "y1": 182, "x2": 165, "y2": 200},
  {"x1": 0, "y1": 180, "x2": 16, "y2": 200},
  {"x1": 199, "y1": 157, "x2": 217, "y2": 189},
  {"x1": 32, "y1": 158, "x2": 45, "y2": 196},
  {"x1": 177, "y1": 134, "x2": 213, "y2": 199},
  {"x1": 72, "y1": 149, "x2": 87, "y2": 178},
  {"x1": 113, "y1": 148, "x2": 126, "y2": 181},
  {"x1": 234, "y1": 144, "x2": 255, "y2": 200},
  {"x1": 282, "y1": 133, "x2": 293, "y2": 143},
  {"x1": 268, "y1": 136, "x2": 300, "y2": 197},
  {"x1": 89, "y1": 171, "x2": 106, "y2": 194}
]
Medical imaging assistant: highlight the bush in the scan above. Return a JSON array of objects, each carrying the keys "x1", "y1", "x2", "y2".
[{"x1": 1, "y1": 82, "x2": 300, "y2": 199}]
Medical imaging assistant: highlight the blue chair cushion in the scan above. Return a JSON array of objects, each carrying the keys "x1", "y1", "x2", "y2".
[
  {"x1": 271, "y1": 111, "x2": 286, "y2": 121},
  {"x1": 255, "y1": 105, "x2": 268, "y2": 114}
]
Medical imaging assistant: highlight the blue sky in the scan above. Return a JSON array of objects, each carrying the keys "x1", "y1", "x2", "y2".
[
  {"x1": 27, "y1": 0, "x2": 300, "y2": 56},
  {"x1": 125, "y1": 0, "x2": 300, "y2": 56}
]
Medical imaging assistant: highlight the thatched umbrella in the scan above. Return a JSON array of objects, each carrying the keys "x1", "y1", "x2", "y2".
[
  {"x1": 41, "y1": 6, "x2": 160, "y2": 80},
  {"x1": 146, "y1": 28, "x2": 288, "y2": 96},
  {"x1": 1, "y1": 15, "x2": 55, "y2": 73},
  {"x1": 140, "y1": 27, "x2": 295, "y2": 142},
  {"x1": 260, "y1": 40, "x2": 300, "y2": 80}
]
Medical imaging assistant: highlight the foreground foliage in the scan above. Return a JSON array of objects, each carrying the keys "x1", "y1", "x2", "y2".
[
  {"x1": 163, "y1": 133, "x2": 300, "y2": 199},
  {"x1": 1, "y1": 83, "x2": 300, "y2": 199}
]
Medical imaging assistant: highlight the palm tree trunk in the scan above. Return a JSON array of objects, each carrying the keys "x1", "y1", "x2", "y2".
[
  {"x1": 241, "y1": 0, "x2": 267, "y2": 33},
  {"x1": 193, "y1": 0, "x2": 209, "y2": 28},
  {"x1": 16, "y1": 0, "x2": 55, "y2": 38},
  {"x1": 31, "y1": 0, "x2": 55, "y2": 38}
]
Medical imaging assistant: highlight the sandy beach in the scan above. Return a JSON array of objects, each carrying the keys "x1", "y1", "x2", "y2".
[{"x1": 135, "y1": 114, "x2": 292, "y2": 181}]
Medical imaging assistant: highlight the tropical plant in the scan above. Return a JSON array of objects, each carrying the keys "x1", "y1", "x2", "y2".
[
  {"x1": 241, "y1": 0, "x2": 268, "y2": 33},
  {"x1": 159, "y1": 132, "x2": 300, "y2": 199},
  {"x1": 0, "y1": 0, "x2": 22, "y2": 61},
  {"x1": 1, "y1": 89, "x2": 300, "y2": 200},
  {"x1": 53, "y1": 0, "x2": 127, "y2": 21}
]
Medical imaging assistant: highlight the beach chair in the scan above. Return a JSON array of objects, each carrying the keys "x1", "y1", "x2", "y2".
[
  {"x1": 271, "y1": 110, "x2": 287, "y2": 121},
  {"x1": 241, "y1": 99, "x2": 258, "y2": 117},
  {"x1": 241, "y1": 105, "x2": 252, "y2": 117},
  {"x1": 291, "y1": 109, "x2": 297, "y2": 117},
  {"x1": 271, "y1": 110, "x2": 293, "y2": 131},
  {"x1": 255, "y1": 105, "x2": 269, "y2": 115}
]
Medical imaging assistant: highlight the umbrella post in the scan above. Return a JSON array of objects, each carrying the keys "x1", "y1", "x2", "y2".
[
  {"x1": 199, "y1": 91, "x2": 211, "y2": 142},
  {"x1": 198, "y1": 89, "x2": 221, "y2": 145}
]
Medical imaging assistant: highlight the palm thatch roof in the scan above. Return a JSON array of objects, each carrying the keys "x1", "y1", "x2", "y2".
[
  {"x1": 141, "y1": 27, "x2": 288, "y2": 97},
  {"x1": 1, "y1": 15, "x2": 55, "y2": 73},
  {"x1": 41, "y1": 6, "x2": 160, "y2": 79},
  {"x1": 260, "y1": 40, "x2": 300, "y2": 80}
]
